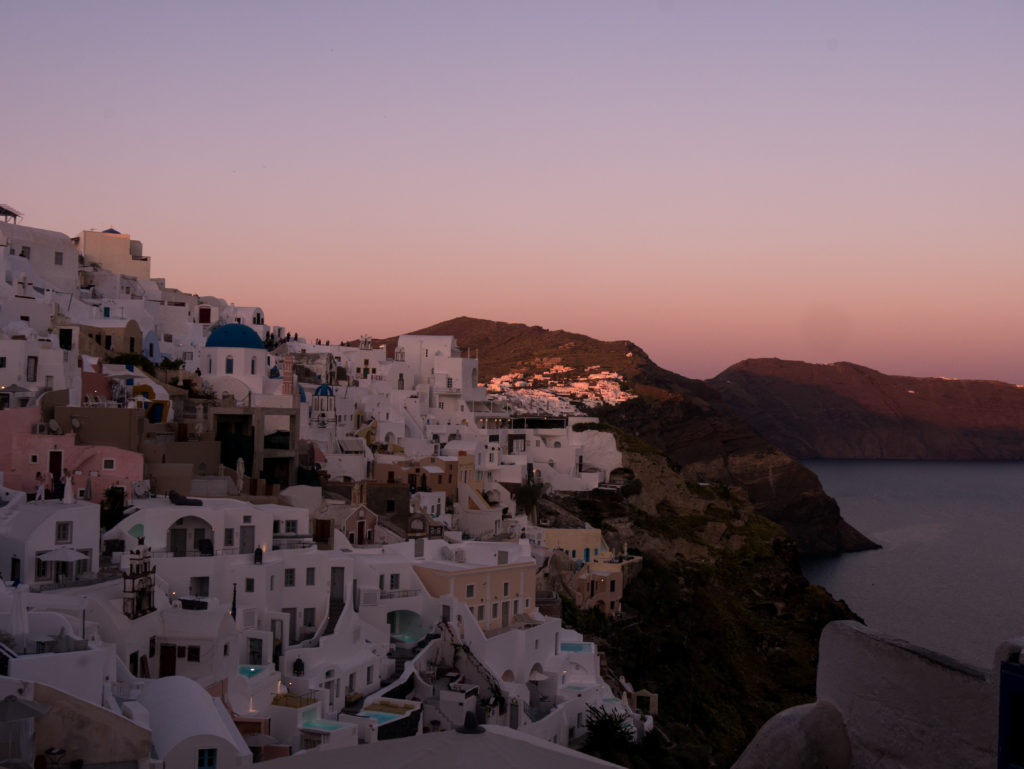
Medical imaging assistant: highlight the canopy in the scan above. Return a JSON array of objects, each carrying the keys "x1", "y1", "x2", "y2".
[
  {"x1": 38, "y1": 548, "x2": 87, "y2": 563},
  {"x1": 0, "y1": 695, "x2": 47, "y2": 723}
]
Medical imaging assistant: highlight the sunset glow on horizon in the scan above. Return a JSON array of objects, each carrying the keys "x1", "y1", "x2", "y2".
[{"x1": 5, "y1": 2, "x2": 1023, "y2": 383}]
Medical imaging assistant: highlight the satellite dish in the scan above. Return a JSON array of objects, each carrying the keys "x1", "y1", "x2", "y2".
[
  {"x1": 70, "y1": 417, "x2": 82, "y2": 430},
  {"x1": 48, "y1": 419, "x2": 63, "y2": 434}
]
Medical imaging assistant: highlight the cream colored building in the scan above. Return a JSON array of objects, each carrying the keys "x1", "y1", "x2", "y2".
[{"x1": 74, "y1": 228, "x2": 151, "y2": 280}]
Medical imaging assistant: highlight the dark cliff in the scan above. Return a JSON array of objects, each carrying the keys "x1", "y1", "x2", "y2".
[{"x1": 709, "y1": 358, "x2": 1024, "y2": 460}]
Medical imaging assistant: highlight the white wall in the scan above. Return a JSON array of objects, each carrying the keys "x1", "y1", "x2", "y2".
[{"x1": 816, "y1": 620, "x2": 997, "y2": 769}]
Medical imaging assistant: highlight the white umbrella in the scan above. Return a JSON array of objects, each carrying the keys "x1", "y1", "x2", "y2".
[
  {"x1": 0, "y1": 696, "x2": 47, "y2": 723},
  {"x1": 0, "y1": 695, "x2": 48, "y2": 762},
  {"x1": 8, "y1": 587, "x2": 29, "y2": 642},
  {"x1": 38, "y1": 548, "x2": 87, "y2": 563}
]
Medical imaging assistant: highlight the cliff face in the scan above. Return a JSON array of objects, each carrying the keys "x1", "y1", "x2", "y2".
[
  {"x1": 545, "y1": 447, "x2": 859, "y2": 766},
  {"x1": 396, "y1": 318, "x2": 874, "y2": 555},
  {"x1": 710, "y1": 358, "x2": 1024, "y2": 460}
]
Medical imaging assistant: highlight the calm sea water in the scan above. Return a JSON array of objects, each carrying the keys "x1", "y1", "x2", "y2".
[{"x1": 801, "y1": 460, "x2": 1024, "y2": 669}]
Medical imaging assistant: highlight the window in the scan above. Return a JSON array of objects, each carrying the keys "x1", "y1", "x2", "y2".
[
  {"x1": 20, "y1": 246, "x2": 30, "y2": 259},
  {"x1": 503, "y1": 582, "x2": 509, "y2": 597},
  {"x1": 55, "y1": 521, "x2": 72, "y2": 544},
  {"x1": 29, "y1": 454, "x2": 37, "y2": 464},
  {"x1": 284, "y1": 568, "x2": 295, "y2": 587},
  {"x1": 26, "y1": 356, "x2": 37, "y2": 382},
  {"x1": 102, "y1": 458, "x2": 115, "y2": 470},
  {"x1": 250, "y1": 358, "x2": 256, "y2": 375},
  {"x1": 245, "y1": 577, "x2": 254, "y2": 592},
  {"x1": 225, "y1": 356, "x2": 234, "y2": 374},
  {"x1": 610, "y1": 579, "x2": 616, "y2": 593},
  {"x1": 187, "y1": 646, "x2": 200, "y2": 662},
  {"x1": 285, "y1": 520, "x2": 297, "y2": 534},
  {"x1": 477, "y1": 605, "x2": 484, "y2": 620},
  {"x1": 224, "y1": 528, "x2": 234, "y2": 547},
  {"x1": 389, "y1": 573, "x2": 399, "y2": 590},
  {"x1": 183, "y1": 351, "x2": 193, "y2": 361},
  {"x1": 36, "y1": 558, "x2": 48, "y2": 579},
  {"x1": 0, "y1": 357, "x2": 5, "y2": 368},
  {"x1": 466, "y1": 584, "x2": 475, "y2": 599},
  {"x1": 386, "y1": 499, "x2": 395, "y2": 513},
  {"x1": 303, "y1": 607, "x2": 316, "y2": 627},
  {"x1": 103, "y1": 307, "x2": 110, "y2": 318},
  {"x1": 366, "y1": 666, "x2": 373, "y2": 684},
  {"x1": 191, "y1": 576, "x2": 210, "y2": 597},
  {"x1": 150, "y1": 636, "x2": 157, "y2": 657},
  {"x1": 306, "y1": 567, "x2": 315, "y2": 586},
  {"x1": 491, "y1": 604, "x2": 498, "y2": 619},
  {"x1": 197, "y1": 748, "x2": 217, "y2": 768}
]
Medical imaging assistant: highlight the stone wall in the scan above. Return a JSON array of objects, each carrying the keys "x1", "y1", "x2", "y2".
[{"x1": 817, "y1": 621, "x2": 997, "y2": 769}]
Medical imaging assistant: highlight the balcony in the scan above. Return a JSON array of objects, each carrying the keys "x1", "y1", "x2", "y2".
[
  {"x1": 272, "y1": 692, "x2": 318, "y2": 708},
  {"x1": 379, "y1": 588, "x2": 420, "y2": 600}
]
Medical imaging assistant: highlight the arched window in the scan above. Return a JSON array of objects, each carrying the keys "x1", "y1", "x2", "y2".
[
  {"x1": 250, "y1": 357, "x2": 256, "y2": 375},
  {"x1": 225, "y1": 356, "x2": 234, "y2": 374}
]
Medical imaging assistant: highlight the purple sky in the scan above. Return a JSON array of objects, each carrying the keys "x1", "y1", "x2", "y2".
[{"x1": 5, "y1": 1, "x2": 1024, "y2": 382}]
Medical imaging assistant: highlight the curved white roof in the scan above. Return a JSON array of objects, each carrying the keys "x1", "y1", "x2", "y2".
[{"x1": 138, "y1": 676, "x2": 247, "y2": 758}]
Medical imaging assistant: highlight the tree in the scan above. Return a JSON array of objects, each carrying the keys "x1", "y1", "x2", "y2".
[
  {"x1": 583, "y1": 705, "x2": 634, "y2": 762},
  {"x1": 512, "y1": 480, "x2": 546, "y2": 524},
  {"x1": 101, "y1": 486, "x2": 127, "y2": 531}
]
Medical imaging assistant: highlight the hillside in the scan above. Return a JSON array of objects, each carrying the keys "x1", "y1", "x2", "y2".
[
  {"x1": 709, "y1": 358, "x2": 1024, "y2": 460},
  {"x1": 537, "y1": 442, "x2": 858, "y2": 767},
  {"x1": 375, "y1": 318, "x2": 874, "y2": 555}
]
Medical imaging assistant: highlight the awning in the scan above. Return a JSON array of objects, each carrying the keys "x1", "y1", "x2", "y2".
[{"x1": 38, "y1": 548, "x2": 87, "y2": 563}]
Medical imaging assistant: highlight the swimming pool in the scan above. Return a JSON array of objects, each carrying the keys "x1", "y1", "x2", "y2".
[
  {"x1": 359, "y1": 710, "x2": 404, "y2": 725},
  {"x1": 302, "y1": 719, "x2": 347, "y2": 731},
  {"x1": 239, "y1": 665, "x2": 265, "y2": 678},
  {"x1": 559, "y1": 642, "x2": 594, "y2": 653}
]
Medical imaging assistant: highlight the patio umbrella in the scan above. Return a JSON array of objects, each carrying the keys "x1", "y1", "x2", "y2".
[
  {"x1": 38, "y1": 549, "x2": 87, "y2": 563},
  {"x1": 7, "y1": 588, "x2": 29, "y2": 642},
  {"x1": 0, "y1": 695, "x2": 47, "y2": 762},
  {"x1": 0, "y1": 696, "x2": 47, "y2": 723}
]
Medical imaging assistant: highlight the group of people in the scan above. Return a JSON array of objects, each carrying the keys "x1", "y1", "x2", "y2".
[{"x1": 32, "y1": 469, "x2": 76, "y2": 504}]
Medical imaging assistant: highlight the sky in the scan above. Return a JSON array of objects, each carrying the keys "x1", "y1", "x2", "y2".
[{"x1": 4, "y1": 1, "x2": 1024, "y2": 382}]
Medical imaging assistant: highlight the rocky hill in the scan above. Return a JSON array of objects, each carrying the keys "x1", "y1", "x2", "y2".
[
  {"x1": 537, "y1": 442, "x2": 858, "y2": 767},
  {"x1": 709, "y1": 358, "x2": 1024, "y2": 460},
  {"x1": 377, "y1": 318, "x2": 874, "y2": 555}
]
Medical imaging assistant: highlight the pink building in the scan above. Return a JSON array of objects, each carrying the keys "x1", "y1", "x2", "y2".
[{"x1": 0, "y1": 406, "x2": 144, "y2": 502}]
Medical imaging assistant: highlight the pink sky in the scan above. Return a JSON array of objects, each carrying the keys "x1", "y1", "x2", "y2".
[{"x1": 4, "y1": 2, "x2": 1024, "y2": 382}]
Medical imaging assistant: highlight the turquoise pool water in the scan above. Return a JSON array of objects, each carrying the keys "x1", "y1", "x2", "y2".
[
  {"x1": 390, "y1": 632, "x2": 421, "y2": 643},
  {"x1": 302, "y1": 719, "x2": 346, "y2": 731},
  {"x1": 563, "y1": 685, "x2": 586, "y2": 691},
  {"x1": 559, "y1": 642, "x2": 593, "y2": 653},
  {"x1": 360, "y1": 710, "x2": 403, "y2": 725},
  {"x1": 239, "y1": 665, "x2": 265, "y2": 678}
]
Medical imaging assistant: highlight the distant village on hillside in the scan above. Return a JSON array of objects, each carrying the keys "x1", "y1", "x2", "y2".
[{"x1": 0, "y1": 205, "x2": 653, "y2": 768}]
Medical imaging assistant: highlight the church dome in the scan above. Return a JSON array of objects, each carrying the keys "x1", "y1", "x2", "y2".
[
  {"x1": 313, "y1": 383, "x2": 334, "y2": 397},
  {"x1": 205, "y1": 324, "x2": 265, "y2": 350}
]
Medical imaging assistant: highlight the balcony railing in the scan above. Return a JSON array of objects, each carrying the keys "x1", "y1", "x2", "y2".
[{"x1": 379, "y1": 588, "x2": 420, "y2": 600}]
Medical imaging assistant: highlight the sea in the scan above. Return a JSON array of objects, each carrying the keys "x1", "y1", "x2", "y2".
[{"x1": 800, "y1": 460, "x2": 1024, "y2": 670}]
